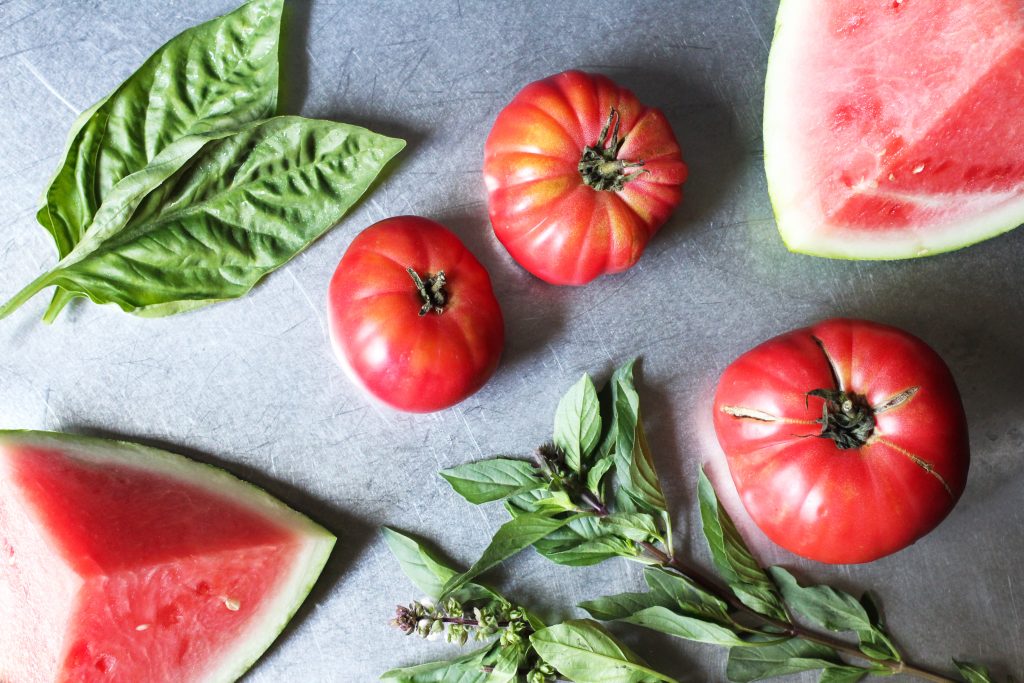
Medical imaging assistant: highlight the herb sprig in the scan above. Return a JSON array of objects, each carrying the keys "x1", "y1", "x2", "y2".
[{"x1": 388, "y1": 360, "x2": 1006, "y2": 683}]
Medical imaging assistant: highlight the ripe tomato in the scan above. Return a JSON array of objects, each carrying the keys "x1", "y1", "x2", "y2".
[
  {"x1": 327, "y1": 216, "x2": 504, "y2": 413},
  {"x1": 483, "y1": 70, "x2": 687, "y2": 285},
  {"x1": 712, "y1": 318, "x2": 969, "y2": 564}
]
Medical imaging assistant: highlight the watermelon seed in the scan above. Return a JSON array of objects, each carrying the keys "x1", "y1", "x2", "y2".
[
  {"x1": 135, "y1": 624, "x2": 150, "y2": 631},
  {"x1": 913, "y1": 163, "x2": 925, "y2": 174},
  {"x1": 222, "y1": 596, "x2": 241, "y2": 611}
]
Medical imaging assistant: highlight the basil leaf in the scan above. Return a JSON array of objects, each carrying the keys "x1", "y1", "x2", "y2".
[
  {"x1": 440, "y1": 512, "x2": 584, "y2": 599},
  {"x1": 39, "y1": 0, "x2": 283, "y2": 264},
  {"x1": 580, "y1": 592, "x2": 665, "y2": 621},
  {"x1": 486, "y1": 644, "x2": 524, "y2": 683},
  {"x1": 617, "y1": 605, "x2": 749, "y2": 647},
  {"x1": 819, "y1": 667, "x2": 870, "y2": 683},
  {"x1": 381, "y1": 527, "x2": 498, "y2": 604},
  {"x1": 530, "y1": 619, "x2": 677, "y2": 683},
  {"x1": 697, "y1": 468, "x2": 788, "y2": 622},
  {"x1": 858, "y1": 592, "x2": 901, "y2": 662},
  {"x1": 601, "y1": 512, "x2": 660, "y2": 542},
  {"x1": 2, "y1": 117, "x2": 404, "y2": 318},
  {"x1": 617, "y1": 417, "x2": 668, "y2": 515},
  {"x1": 585, "y1": 455, "x2": 615, "y2": 495},
  {"x1": 440, "y1": 458, "x2": 546, "y2": 504},
  {"x1": 553, "y1": 373, "x2": 601, "y2": 472},
  {"x1": 726, "y1": 638, "x2": 844, "y2": 682},
  {"x1": 643, "y1": 567, "x2": 730, "y2": 621},
  {"x1": 607, "y1": 359, "x2": 641, "y2": 460},
  {"x1": 769, "y1": 567, "x2": 900, "y2": 661},
  {"x1": 380, "y1": 643, "x2": 498, "y2": 682},
  {"x1": 531, "y1": 514, "x2": 637, "y2": 566},
  {"x1": 954, "y1": 660, "x2": 996, "y2": 683}
]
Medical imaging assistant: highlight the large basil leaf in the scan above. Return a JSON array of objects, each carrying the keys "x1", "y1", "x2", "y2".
[
  {"x1": 726, "y1": 638, "x2": 847, "y2": 682},
  {"x1": 39, "y1": 0, "x2": 283, "y2": 261},
  {"x1": 380, "y1": 527, "x2": 499, "y2": 604},
  {"x1": 440, "y1": 458, "x2": 546, "y2": 504},
  {"x1": 553, "y1": 373, "x2": 601, "y2": 473},
  {"x1": 439, "y1": 512, "x2": 585, "y2": 599},
  {"x1": 697, "y1": 468, "x2": 788, "y2": 622},
  {"x1": 1, "y1": 117, "x2": 404, "y2": 318},
  {"x1": 380, "y1": 643, "x2": 500, "y2": 683},
  {"x1": 953, "y1": 660, "x2": 996, "y2": 683},
  {"x1": 531, "y1": 620, "x2": 677, "y2": 683}
]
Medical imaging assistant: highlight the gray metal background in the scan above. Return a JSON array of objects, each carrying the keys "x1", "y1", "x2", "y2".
[{"x1": 1, "y1": 1, "x2": 1022, "y2": 681}]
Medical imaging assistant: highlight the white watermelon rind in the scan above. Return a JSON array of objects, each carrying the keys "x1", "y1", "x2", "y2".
[
  {"x1": 763, "y1": 0, "x2": 1024, "y2": 260},
  {"x1": 0, "y1": 429, "x2": 335, "y2": 683}
]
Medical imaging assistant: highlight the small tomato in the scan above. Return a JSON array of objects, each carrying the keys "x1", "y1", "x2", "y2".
[
  {"x1": 713, "y1": 318, "x2": 969, "y2": 564},
  {"x1": 483, "y1": 70, "x2": 687, "y2": 285},
  {"x1": 327, "y1": 217, "x2": 504, "y2": 412}
]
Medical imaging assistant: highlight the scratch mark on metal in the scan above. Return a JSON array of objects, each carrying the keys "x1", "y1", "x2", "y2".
[
  {"x1": 17, "y1": 55, "x2": 80, "y2": 115},
  {"x1": 286, "y1": 269, "x2": 327, "y2": 342},
  {"x1": 738, "y1": 0, "x2": 769, "y2": 53}
]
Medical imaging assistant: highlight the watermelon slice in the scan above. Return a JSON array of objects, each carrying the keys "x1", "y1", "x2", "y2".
[
  {"x1": 0, "y1": 431, "x2": 335, "y2": 682},
  {"x1": 764, "y1": 0, "x2": 1024, "y2": 258}
]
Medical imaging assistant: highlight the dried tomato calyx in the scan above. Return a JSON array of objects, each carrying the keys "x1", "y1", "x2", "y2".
[
  {"x1": 407, "y1": 267, "x2": 448, "y2": 316},
  {"x1": 578, "y1": 108, "x2": 647, "y2": 192},
  {"x1": 807, "y1": 388, "x2": 875, "y2": 449}
]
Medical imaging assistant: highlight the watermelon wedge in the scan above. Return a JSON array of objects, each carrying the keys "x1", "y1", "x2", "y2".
[
  {"x1": 0, "y1": 431, "x2": 335, "y2": 682},
  {"x1": 764, "y1": 0, "x2": 1024, "y2": 258}
]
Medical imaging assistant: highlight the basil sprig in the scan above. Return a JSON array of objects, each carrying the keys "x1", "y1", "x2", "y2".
[
  {"x1": 1, "y1": 0, "x2": 403, "y2": 321},
  {"x1": 408, "y1": 361, "x2": 1004, "y2": 683}
]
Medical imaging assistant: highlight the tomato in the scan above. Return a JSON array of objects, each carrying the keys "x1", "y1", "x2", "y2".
[
  {"x1": 712, "y1": 318, "x2": 969, "y2": 564},
  {"x1": 327, "y1": 216, "x2": 504, "y2": 413},
  {"x1": 483, "y1": 70, "x2": 687, "y2": 285}
]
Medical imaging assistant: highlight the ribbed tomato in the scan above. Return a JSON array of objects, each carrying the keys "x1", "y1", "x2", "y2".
[
  {"x1": 712, "y1": 319, "x2": 969, "y2": 564},
  {"x1": 327, "y1": 217, "x2": 504, "y2": 413},
  {"x1": 483, "y1": 70, "x2": 687, "y2": 285}
]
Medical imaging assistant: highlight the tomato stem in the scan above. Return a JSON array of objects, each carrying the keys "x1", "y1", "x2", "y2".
[
  {"x1": 578, "y1": 108, "x2": 648, "y2": 191},
  {"x1": 807, "y1": 388, "x2": 876, "y2": 449},
  {"x1": 407, "y1": 267, "x2": 448, "y2": 316}
]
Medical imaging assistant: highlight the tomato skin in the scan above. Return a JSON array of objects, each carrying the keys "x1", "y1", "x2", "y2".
[
  {"x1": 712, "y1": 318, "x2": 969, "y2": 564},
  {"x1": 327, "y1": 217, "x2": 504, "y2": 413},
  {"x1": 483, "y1": 70, "x2": 687, "y2": 285}
]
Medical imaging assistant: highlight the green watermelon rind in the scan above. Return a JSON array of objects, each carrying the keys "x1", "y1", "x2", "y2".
[
  {"x1": 763, "y1": 0, "x2": 1024, "y2": 260},
  {"x1": 0, "y1": 429, "x2": 336, "y2": 683}
]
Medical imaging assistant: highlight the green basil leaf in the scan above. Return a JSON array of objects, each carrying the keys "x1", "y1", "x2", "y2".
[
  {"x1": 954, "y1": 660, "x2": 996, "y2": 683},
  {"x1": 553, "y1": 373, "x2": 601, "y2": 473},
  {"x1": 380, "y1": 527, "x2": 498, "y2": 604},
  {"x1": 607, "y1": 359, "x2": 641, "y2": 460},
  {"x1": 486, "y1": 644, "x2": 524, "y2": 683},
  {"x1": 601, "y1": 512, "x2": 660, "y2": 542},
  {"x1": 2, "y1": 117, "x2": 404, "y2": 318},
  {"x1": 380, "y1": 643, "x2": 498, "y2": 682},
  {"x1": 440, "y1": 512, "x2": 584, "y2": 599},
  {"x1": 726, "y1": 638, "x2": 843, "y2": 682},
  {"x1": 819, "y1": 666, "x2": 870, "y2": 683},
  {"x1": 532, "y1": 514, "x2": 637, "y2": 566},
  {"x1": 39, "y1": 0, "x2": 283, "y2": 263},
  {"x1": 857, "y1": 592, "x2": 901, "y2": 662},
  {"x1": 769, "y1": 567, "x2": 900, "y2": 661},
  {"x1": 530, "y1": 619, "x2": 677, "y2": 683},
  {"x1": 643, "y1": 567, "x2": 731, "y2": 620},
  {"x1": 617, "y1": 417, "x2": 668, "y2": 515},
  {"x1": 585, "y1": 454, "x2": 615, "y2": 495},
  {"x1": 618, "y1": 605, "x2": 749, "y2": 647},
  {"x1": 579, "y1": 592, "x2": 665, "y2": 621},
  {"x1": 440, "y1": 458, "x2": 546, "y2": 504},
  {"x1": 769, "y1": 567, "x2": 871, "y2": 632},
  {"x1": 697, "y1": 468, "x2": 788, "y2": 622}
]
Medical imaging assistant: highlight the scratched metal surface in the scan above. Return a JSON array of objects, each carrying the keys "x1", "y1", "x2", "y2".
[{"x1": 1, "y1": 1, "x2": 1022, "y2": 681}]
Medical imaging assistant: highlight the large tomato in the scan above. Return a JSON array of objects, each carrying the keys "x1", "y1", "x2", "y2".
[
  {"x1": 483, "y1": 70, "x2": 687, "y2": 285},
  {"x1": 327, "y1": 217, "x2": 504, "y2": 413},
  {"x1": 712, "y1": 318, "x2": 969, "y2": 564}
]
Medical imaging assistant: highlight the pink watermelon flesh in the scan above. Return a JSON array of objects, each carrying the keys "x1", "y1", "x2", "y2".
[
  {"x1": 0, "y1": 433, "x2": 334, "y2": 683},
  {"x1": 764, "y1": 0, "x2": 1024, "y2": 258}
]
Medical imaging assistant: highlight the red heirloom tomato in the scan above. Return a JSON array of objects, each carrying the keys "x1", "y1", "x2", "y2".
[
  {"x1": 483, "y1": 70, "x2": 687, "y2": 285},
  {"x1": 712, "y1": 318, "x2": 969, "y2": 564},
  {"x1": 327, "y1": 216, "x2": 504, "y2": 413}
]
